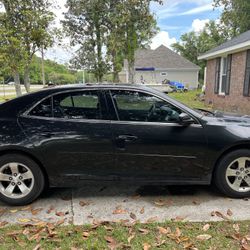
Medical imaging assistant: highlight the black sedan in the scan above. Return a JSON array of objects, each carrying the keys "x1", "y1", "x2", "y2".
[{"x1": 0, "y1": 84, "x2": 250, "y2": 205}]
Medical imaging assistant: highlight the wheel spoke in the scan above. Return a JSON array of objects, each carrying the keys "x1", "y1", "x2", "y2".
[
  {"x1": 5, "y1": 183, "x2": 15, "y2": 195},
  {"x1": 232, "y1": 178, "x2": 242, "y2": 189},
  {"x1": 21, "y1": 171, "x2": 33, "y2": 180},
  {"x1": 238, "y1": 158, "x2": 246, "y2": 169},
  {"x1": 226, "y1": 168, "x2": 238, "y2": 176},
  {"x1": 9, "y1": 163, "x2": 19, "y2": 175},
  {"x1": 17, "y1": 182, "x2": 30, "y2": 195},
  {"x1": 0, "y1": 173, "x2": 11, "y2": 181},
  {"x1": 244, "y1": 176, "x2": 250, "y2": 187}
]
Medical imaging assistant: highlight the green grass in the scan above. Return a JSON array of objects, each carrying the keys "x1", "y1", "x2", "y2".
[
  {"x1": 169, "y1": 90, "x2": 209, "y2": 110},
  {"x1": 0, "y1": 221, "x2": 249, "y2": 249}
]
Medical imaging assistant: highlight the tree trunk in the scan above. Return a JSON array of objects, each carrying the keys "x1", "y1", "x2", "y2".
[
  {"x1": 13, "y1": 71, "x2": 22, "y2": 97},
  {"x1": 128, "y1": 61, "x2": 135, "y2": 84},
  {"x1": 24, "y1": 65, "x2": 31, "y2": 93}
]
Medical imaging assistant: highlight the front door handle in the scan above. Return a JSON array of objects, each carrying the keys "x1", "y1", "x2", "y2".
[{"x1": 116, "y1": 135, "x2": 138, "y2": 142}]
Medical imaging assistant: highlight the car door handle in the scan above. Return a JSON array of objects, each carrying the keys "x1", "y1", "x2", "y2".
[{"x1": 116, "y1": 135, "x2": 138, "y2": 142}]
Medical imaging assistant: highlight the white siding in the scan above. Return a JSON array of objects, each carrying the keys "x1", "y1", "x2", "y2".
[{"x1": 132, "y1": 69, "x2": 199, "y2": 89}]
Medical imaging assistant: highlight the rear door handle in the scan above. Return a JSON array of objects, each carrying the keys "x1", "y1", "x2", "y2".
[{"x1": 116, "y1": 135, "x2": 138, "y2": 142}]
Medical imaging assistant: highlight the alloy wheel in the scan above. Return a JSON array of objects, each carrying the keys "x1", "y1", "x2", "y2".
[
  {"x1": 226, "y1": 157, "x2": 250, "y2": 192},
  {"x1": 0, "y1": 162, "x2": 34, "y2": 199}
]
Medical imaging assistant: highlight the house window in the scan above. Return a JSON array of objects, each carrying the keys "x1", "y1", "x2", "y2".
[
  {"x1": 219, "y1": 57, "x2": 227, "y2": 95},
  {"x1": 243, "y1": 50, "x2": 250, "y2": 96}
]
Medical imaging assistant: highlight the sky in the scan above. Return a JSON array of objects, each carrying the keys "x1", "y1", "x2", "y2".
[{"x1": 1, "y1": 0, "x2": 222, "y2": 64}]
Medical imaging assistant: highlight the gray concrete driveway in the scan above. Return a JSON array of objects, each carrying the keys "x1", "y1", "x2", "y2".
[{"x1": 0, "y1": 184, "x2": 250, "y2": 225}]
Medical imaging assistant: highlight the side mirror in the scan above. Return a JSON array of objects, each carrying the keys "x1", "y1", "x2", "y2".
[{"x1": 179, "y1": 113, "x2": 194, "y2": 126}]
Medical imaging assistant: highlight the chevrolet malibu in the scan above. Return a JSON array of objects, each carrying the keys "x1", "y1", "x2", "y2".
[{"x1": 0, "y1": 84, "x2": 249, "y2": 205}]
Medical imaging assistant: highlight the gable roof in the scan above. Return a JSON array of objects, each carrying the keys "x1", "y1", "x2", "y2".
[
  {"x1": 199, "y1": 29, "x2": 250, "y2": 60},
  {"x1": 134, "y1": 45, "x2": 199, "y2": 70}
]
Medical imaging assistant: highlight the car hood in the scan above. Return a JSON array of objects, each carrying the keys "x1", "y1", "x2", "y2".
[{"x1": 205, "y1": 112, "x2": 250, "y2": 127}]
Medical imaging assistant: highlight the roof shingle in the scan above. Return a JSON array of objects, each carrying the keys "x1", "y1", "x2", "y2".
[{"x1": 134, "y1": 45, "x2": 199, "y2": 70}]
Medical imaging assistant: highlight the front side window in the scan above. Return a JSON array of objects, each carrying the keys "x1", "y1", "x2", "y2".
[
  {"x1": 110, "y1": 90, "x2": 182, "y2": 123},
  {"x1": 53, "y1": 91, "x2": 101, "y2": 119}
]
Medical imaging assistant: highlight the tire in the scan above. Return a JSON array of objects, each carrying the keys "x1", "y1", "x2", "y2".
[
  {"x1": 214, "y1": 149, "x2": 250, "y2": 198},
  {"x1": 0, "y1": 154, "x2": 45, "y2": 206}
]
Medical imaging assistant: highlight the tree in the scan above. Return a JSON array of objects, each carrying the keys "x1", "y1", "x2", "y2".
[
  {"x1": 172, "y1": 21, "x2": 230, "y2": 82},
  {"x1": 0, "y1": 0, "x2": 56, "y2": 94},
  {"x1": 0, "y1": 12, "x2": 27, "y2": 96},
  {"x1": 214, "y1": 0, "x2": 250, "y2": 36},
  {"x1": 64, "y1": 0, "x2": 162, "y2": 83},
  {"x1": 63, "y1": 0, "x2": 110, "y2": 82}
]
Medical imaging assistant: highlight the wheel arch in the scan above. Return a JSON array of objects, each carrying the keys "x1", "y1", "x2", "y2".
[{"x1": 0, "y1": 149, "x2": 49, "y2": 188}]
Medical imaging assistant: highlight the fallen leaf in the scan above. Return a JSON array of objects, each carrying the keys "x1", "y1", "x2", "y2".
[
  {"x1": 175, "y1": 228, "x2": 181, "y2": 238},
  {"x1": 227, "y1": 209, "x2": 233, "y2": 217},
  {"x1": 33, "y1": 244, "x2": 41, "y2": 250},
  {"x1": 233, "y1": 224, "x2": 240, "y2": 232},
  {"x1": 140, "y1": 207, "x2": 145, "y2": 214},
  {"x1": 55, "y1": 211, "x2": 65, "y2": 217},
  {"x1": 128, "y1": 234, "x2": 135, "y2": 243},
  {"x1": 130, "y1": 213, "x2": 137, "y2": 220},
  {"x1": 146, "y1": 217, "x2": 158, "y2": 223},
  {"x1": 21, "y1": 206, "x2": 31, "y2": 211},
  {"x1": 154, "y1": 199, "x2": 165, "y2": 207},
  {"x1": 31, "y1": 208, "x2": 43, "y2": 216},
  {"x1": 82, "y1": 231, "x2": 90, "y2": 240},
  {"x1": 192, "y1": 200, "x2": 200, "y2": 205},
  {"x1": 105, "y1": 236, "x2": 118, "y2": 250},
  {"x1": 196, "y1": 234, "x2": 212, "y2": 241},
  {"x1": 79, "y1": 200, "x2": 91, "y2": 207},
  {"x1": 0, "y1": 221, "x2": 8, "y2": 228},
  {"x1": 112, "y1": 208, "x2": 127, "y2": 215},
  {"x1": 202, "y1": 224, "x2": 210, "y2": 232},
  {"x1": 171, "y1": 216, "x2": 186, "y2": 222},
  {"x1": 143, "y1": 243, "x2": 151, "y2": 250},
  {"x1": 211, "y1": 211, "x2": 229, "y2": 220},
  {"x1": 242, "y1": 244, "x2": 250, "y2": 250},
  {"x1": 18, "y1": 218, "x2": 31, "y2": 223},
  {"x1": 139, "y1": 228, "x2": 149, "y2": 235},
  {"x1": 10, "y1": 209, "x2": 18, "y2": 213},
  {"x1": 158, "y1": 226, "x2": 171, "y2": 235}
]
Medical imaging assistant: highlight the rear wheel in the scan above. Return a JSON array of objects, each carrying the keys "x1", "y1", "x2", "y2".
[
  {"x1": 0, "y1": 154, "x2": 45, "y2": 205},
  {"x1": 214, "y1": 149, "x2": 250, "y2": 198}
]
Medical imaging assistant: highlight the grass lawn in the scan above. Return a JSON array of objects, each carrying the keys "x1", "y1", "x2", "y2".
[
  {"x1": 0, "y1": 221, "x2": 249, "y2": 249},
  {"x1": 169, "y1": 90, "x2": 209, "y2": 110}
]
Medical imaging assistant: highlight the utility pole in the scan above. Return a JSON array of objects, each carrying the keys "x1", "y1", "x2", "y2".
[{"x1": 41, "y1": 45, "x2": 46, "y2": 86}]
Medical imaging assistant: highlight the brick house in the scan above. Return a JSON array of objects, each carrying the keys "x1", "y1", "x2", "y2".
[{"x1": 198, "y1": 30, "x2": 250, "y2": 114}]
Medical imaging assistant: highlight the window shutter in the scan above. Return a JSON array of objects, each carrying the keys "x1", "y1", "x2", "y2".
[
  {"x1": 243, "y1": 50, "x2": 250, "y2": 96},
  {"x1": 225, "y1": 54, "x2": 232, "y2": 95},
  {"x1": 214, "y1": 58, "x2": 221, "y2": 94}
]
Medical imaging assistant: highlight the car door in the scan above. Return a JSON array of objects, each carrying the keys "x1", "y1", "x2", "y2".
[
  {"x1": 107, "y1": 89, "x2": 208, "y2": 182},
  {"x1": 19, "y1": 89, "x2": 115, "y2": 181}
]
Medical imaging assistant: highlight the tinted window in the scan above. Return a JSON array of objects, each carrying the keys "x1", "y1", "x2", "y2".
[
  {"x1": 29, "y1": 97, "x2": 52, "y2": 117},
  {"x1": 53, "y1": 91, "x2": 102, "y2": 120},
  {"x1": 111, "y1": 90, "x2": 182, "y2": 123}
]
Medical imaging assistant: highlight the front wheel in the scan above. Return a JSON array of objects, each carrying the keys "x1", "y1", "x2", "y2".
[
  {"x1": 0, "y1": 154, "x2": 45, "y2": 206},
  {"x1": 214, "y1": 149, "x2": 250, "y2": 198}
]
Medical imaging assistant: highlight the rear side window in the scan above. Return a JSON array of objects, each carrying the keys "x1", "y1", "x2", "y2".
[
  {"x1": 29, "y1": 97, "x2": 52, "y2": 117},
  {"x1": 53, "y1": 91, "x2": 102, "y2": 120}
]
